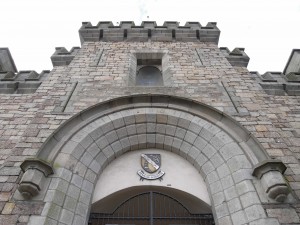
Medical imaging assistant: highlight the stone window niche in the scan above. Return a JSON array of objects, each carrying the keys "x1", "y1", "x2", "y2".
[
  {"x1": 136, "y1": 66, "x2": 163, "y2": 86},
  {"x1": 128, "y1": 50, "x2": 171, "y2": 86}
]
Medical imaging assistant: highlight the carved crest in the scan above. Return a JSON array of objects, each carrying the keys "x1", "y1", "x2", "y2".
[
  {"x1": 137, "y1": 154, "x2": 165, "y2": 181},
  {"x1": 141, "y1": 154, "x2": 161, "y2": 173}
]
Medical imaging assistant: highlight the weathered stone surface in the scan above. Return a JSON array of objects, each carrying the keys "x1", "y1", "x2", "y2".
[
  {"x1": 0, "y1": 215, "x2": 18, "y2": 225},
  {"x1": 18, "y1": 169, "x2": 44, "y2": 198},
  {"x1": 0, "y1": 167, "x2": 21, "y2": 176},
  {"x1": 1, "y1": 21, "x2": 300, "y2": 225},
  {"x1": 253, "y1": 160, "x2": 289, "y2": 202},
  {"x1": 249, "y1": 218, "x2": 280, "y2": 225},
  {"x1": 0, "y1": 192, "x2": 11, "y2": 201},
  {"x1": 1, "y1": 202, "x2": 15, "y2": 214},
  {"x1": 267, "y1": 208, "x2": 300, "y2": 223},
  {"x1": 12, "y1": 202, "x2": 44, "y2": 215}
]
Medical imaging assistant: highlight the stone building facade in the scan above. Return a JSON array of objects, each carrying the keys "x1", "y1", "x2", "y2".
[{"x1": 0, "y1": 21, "x2": 300, "y2": 225}]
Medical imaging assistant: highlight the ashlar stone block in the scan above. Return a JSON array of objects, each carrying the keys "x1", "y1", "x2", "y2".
[{"x1": 249, "y1": 218, "x2": 280, "y2": 225}]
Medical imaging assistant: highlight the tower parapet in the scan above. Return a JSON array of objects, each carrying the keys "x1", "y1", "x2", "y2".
[
  {"x1": 220, "y1": 47, "x2": 250, "y2": 67},
  {"x1": 79, "y1": 21, "x2": 220, "y2": 44},
  {"x1": 0, "y1": 70, "x2": 50, "y2": 94},
  {"x1": 283, "y1": 49, "x2": 300, "y2": 79},
  {"x1": 50, "y1": 47, "x2": 80, "y2": 66},
  {"x1": 252, "y1": 71, "x2": 300, "y2": 96},
  {"x1": 0, "y1": 48, "x2": 17, "y2": 73},
  {"x1": 0, "y1": 48, "x2": 50, "y2": 93},
  {"x1": 253, "y1": 49, "x2": 300, "y2": 96}
]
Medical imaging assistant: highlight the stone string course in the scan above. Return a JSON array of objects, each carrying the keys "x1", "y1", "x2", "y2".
[{"x1": 0, "y1": 21, "x2": 299, "y2": 224}]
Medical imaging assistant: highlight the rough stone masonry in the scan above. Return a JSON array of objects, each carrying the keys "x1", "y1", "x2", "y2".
[{"x1": 0, "y1": 21, "x2": 300, "y2": 225}]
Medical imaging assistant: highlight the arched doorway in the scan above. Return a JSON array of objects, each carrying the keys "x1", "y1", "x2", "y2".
[
  {"x1": 89, "y1": 191, "x2": 214, "y2": 225},
  {"x1": 18, "y1": 95, "x2": 286, "y2": 225},
  {"x1": 89, "y1": 149, "x2": 213, "y2": 225}
]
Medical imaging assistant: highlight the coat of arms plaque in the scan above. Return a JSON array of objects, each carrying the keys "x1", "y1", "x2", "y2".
[{"x1": 137, "y1": 154, "x2": 165, "y2": 181}]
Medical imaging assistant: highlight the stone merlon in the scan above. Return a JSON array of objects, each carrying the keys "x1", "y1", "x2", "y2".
[
  {"x1": 0, "y1": 48, "x2": 18, "y2": 73},
  {"x1": 283, "y1": 49, "x2": 300, "y2": 77},
  {"x1": 252, "y1": 49, "x2": 300, "y2": 96},
  {"x1": 0, "y1": 70, "x2": 50, "y2": 94},
  {"x1": 219, "y1": 47, "x2": 250, "y2": 67},
  {"x1": 79, "y1": 21, "x2": 220, "y2": 44},
  {"x1": 50, "y1": 47, "x2": 81, "y2": 66},
  {"x1": 0, "y1": 48, "x2": 50, "y2": 94}
]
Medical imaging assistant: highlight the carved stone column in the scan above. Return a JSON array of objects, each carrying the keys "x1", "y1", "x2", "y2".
[
  {"x1": 18, "y1": 158, "x2": 54, "y2": 199},
  {"x1": 253, "y1": 159, "x2": 289, "y2": 202}
]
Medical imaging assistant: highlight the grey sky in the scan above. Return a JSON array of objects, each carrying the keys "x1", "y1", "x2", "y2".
[{"x1": 1, "y1": 0, "x2": 299, "y2": 74}]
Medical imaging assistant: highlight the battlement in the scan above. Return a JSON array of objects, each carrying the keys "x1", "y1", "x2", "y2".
[
  {"x1": 0, "y1": 48, "x2": 50, "y2": 94},
  {"x1": 79, "y1": 21, "x2": 220, "y2": 44},
  {"x1": 0, "y1": 48, "x2": 17, "y2": 73},
  {"x1": 51, "y1": 47, "x2": 81, "y2": 66},
  {"x1": 252, "y1": 71, "x2": 300, "y2": 96},
  {"x1": 253, "y1": 49, "x2": 300, "y2": 96},
  {"x1": 220, "y1": 47, "x2": 250, "y2": 67},
  {"x1": 0, "y1": 70, "x2": 50, "y2": 94},
  {"x1": 283, "y1": 49, "x2": 300, "y2": 75}
]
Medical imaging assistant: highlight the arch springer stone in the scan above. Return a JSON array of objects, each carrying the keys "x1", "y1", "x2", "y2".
[
  {"x1": 18, "y1": 158, "x2": 54, "y2": 199},
  {"x1": 253, "y1": 159, "x2": 289, "y2": 202}
]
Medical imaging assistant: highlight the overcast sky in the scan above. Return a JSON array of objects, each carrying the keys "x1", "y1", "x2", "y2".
[{"x1": 0, "y1": 0, "x2": 299, "y2": 74}]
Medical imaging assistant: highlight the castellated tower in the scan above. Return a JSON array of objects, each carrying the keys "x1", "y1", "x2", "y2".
[{"x1": 0, "y1": 21, "x2": 300, "y2": 225}]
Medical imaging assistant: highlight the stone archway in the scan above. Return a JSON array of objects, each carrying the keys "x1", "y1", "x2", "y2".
[
  {"x1": 90, "y1": 149, "x2": 214, "y2": 225},
  {"x1": 91, "y1": 149, "x2": 212, "y2": 213},
  {"x1": 19, "y1": 95, "x2": 287, "y2": 225}
]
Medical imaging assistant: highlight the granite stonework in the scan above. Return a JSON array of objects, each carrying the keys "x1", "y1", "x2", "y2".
[{"x1": 0, "y1": 21, "x2": 299, "y2": 225}]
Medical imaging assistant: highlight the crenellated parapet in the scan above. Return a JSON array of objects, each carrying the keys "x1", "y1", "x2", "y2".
[
  {"x1": 79, "y1": 21, "x2": 220, "y2": 44},
  {"x1": 220, "y1": 47, "x2": 250, "y2": 67},
  {"x1": 253, "y1": 49, "x2": 300, "y2": 96},
  {"x1": 50, "y1": 47, "x2": 81, "y2": 66},
  {"x1": 0, "y1": 70, "x2": 50, "y2": 94},
  {"x1": 252, "y1": 71, "x2": 300, "y2": 96},
  {"x1": 0, "y1": 48, "x2": 17, "y2": 73},
  {"x1": 0, "y1": 48, "x2": 50, "y2": 94},
  {"x1": 283, "y1": 49, "x2": 300, "y2": 75}
]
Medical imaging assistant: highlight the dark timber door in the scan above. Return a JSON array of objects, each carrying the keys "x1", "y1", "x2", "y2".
[{"x1": 89, "y1": 191, "x2": 214, "y2": 225}]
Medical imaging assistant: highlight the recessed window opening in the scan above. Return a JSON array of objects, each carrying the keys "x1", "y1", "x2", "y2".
[
  {"x1": 136, "y1": 66, "x2": 163, "y2": 86},
  {"x1": 128, "y1": 51, "x2": 171, "y2": 86}
]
